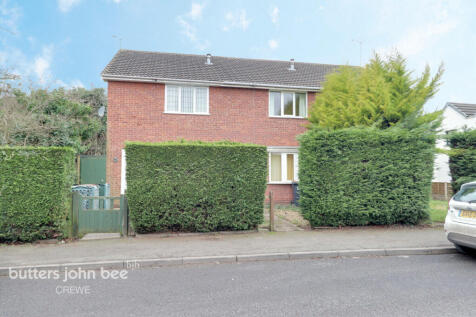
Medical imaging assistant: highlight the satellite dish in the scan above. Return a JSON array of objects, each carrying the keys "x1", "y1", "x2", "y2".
[{"x1": 98, "y1": 106, "x2": 105, "y2": 117}]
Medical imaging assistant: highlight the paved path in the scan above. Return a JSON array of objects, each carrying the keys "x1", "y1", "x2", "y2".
[
  {"x1": 0, "y1": 226, "x2": 450, "y2": 267},
  {"x1": 262, "y1": 210, "x2": 304, "y2": 231},
  {"x1": 1, "y1": 254, "x2": 475, "y2": 316}
]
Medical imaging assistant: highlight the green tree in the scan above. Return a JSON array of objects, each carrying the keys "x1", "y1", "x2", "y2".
[
  {"x1": 0, "y1": 71, "x2": 107, "y2": 154},
  {"x1": 65, "y1": 87, "x2": 107, "y2": 155},
  {"x1": 309, "y1": 53, "x2": 444, "y2": 130}
]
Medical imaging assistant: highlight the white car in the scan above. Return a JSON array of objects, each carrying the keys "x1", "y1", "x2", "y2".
[{"x1": 445, "y1": 181, "x2": 476, "y2": 253}]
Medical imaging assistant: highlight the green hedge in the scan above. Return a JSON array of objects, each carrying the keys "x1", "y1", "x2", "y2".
[
  {"x1": 0, "y1": 147, "x2": 75, "y2": 242},
  {"x1": 125, "y1": 141, "x2": 267, "y2": 233},
  {"x1": 298, "y1": 128, "x2": 435, "y2": 227},
  {"x1": 448, "y1": 130, "x2": 476, "y2": 191}
]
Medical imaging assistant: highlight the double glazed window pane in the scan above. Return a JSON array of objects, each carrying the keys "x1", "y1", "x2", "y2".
[
  {"x1": 283, "y1": 93, "x2": 293, "y2": 115},
  {"x1": 270, "y1": 154, "x2": 282, "y2": 182},
  {"x1": 166, "y1": 86, "x2": 179, "y2": 112},
  {"x1": 181, "y1": 87, "x2": 193, "y2": 113},
  {"x1": 295, "y1": 93, "x2": 306, "y2": 117},
  {"x1": 270, "y1": 92, "x2": 281, "y2": 116},
  {"x1": 195, "y1": 87, "x2": 207, "y2": 113},
  {"x1": 286, "y1": 154, "x2": 294, "y2": 181}
]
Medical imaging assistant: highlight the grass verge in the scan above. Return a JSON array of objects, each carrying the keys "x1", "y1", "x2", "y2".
[{"x1": 429, "y1": 200, "x2": 448, "y2": 223}]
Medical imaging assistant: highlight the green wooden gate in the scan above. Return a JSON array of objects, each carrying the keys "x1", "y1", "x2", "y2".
[
  {"x1": 71, "y1": 192, "x2": 128, "y2": 237},
  {"x1": 79, "y1": 155, "x2": 106, "y2": 184}
]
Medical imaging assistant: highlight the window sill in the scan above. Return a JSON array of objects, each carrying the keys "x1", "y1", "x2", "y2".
[
  {"x1": 163, "y1": 112, "x2": 210, "y2": 116},
  {"x1": 269, "y1": 115, "x2": 307, "y2": 119},
  {"x1": 268, "y1": 181, "x2": 297, "y2": 185}
]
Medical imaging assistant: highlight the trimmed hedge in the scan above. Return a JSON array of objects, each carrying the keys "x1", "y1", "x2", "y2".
[
  {"x1": 448, "y1": 130, "x2": 476, "y2": 191},
  {"x1": 298, "y1": 128, "x2": 435, "y2": 227},
  {"x1": 0, "y1": 147, "x2": 75, "y2": 242},
  {"x1": 125, "y1": 141, "x2": 267, "y2": 233}
]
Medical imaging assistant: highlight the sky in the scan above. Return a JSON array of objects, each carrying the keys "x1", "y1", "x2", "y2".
[{"x1": 0, "y1": 0, "x2": 475, "y2": 112}]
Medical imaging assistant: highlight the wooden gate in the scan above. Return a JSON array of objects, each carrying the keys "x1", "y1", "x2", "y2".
[{"x1": 71, "y1": 192, "x2": 129, "y2": 238}]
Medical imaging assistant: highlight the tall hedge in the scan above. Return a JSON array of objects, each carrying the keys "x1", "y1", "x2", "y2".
[
  {"x1": 0, "y1": 147, "x2": 75, "y2": 242},
  {"x1": 298, "y1": 128, "x2": 435, "y2": 227},
  {"x1": 448, "y1": 130, "x2": 476, "y2": 191},
  {"x1": 125, "y1": 141, "x2": 267, "y2": 233}
]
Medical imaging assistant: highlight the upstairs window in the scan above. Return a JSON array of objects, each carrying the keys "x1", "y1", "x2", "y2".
[
  {"x1": 269, "y1": 91, "x2": 307, "y2": 118},
  {"x1": 165, "y1": 85, "x2": 209, "y2": 114}
]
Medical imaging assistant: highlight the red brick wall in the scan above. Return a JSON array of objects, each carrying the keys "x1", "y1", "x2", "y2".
[
  {"x1": 107, "y1": 81, "x2": 315, "y2": 201},
  {"x1": 265, "y1": 184, "x2": 294, "y2": 204}
]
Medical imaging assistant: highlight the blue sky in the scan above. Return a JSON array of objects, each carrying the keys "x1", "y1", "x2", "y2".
[{"x1": 1, "y1": 0, "x2": 475, "y2": 111}]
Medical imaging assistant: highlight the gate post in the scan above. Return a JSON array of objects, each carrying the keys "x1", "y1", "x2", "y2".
[
  {"x1": 121, "y1": 195, "x2": 129, "y2": 236},
  {"x1": 269, "y1": 191, "x2": 275, "y2": 232},
  {"x1": 71, "y1": 192, "x2": 80, "y2": 239}
]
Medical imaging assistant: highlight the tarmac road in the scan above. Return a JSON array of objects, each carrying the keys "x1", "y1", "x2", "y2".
[{"x1": 1, "y1": 253, "x2": 475, "y2": 316}]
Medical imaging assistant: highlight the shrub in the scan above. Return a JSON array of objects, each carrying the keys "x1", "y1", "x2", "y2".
[
  {"x1": 125, "y1": 141, "x2": 267, "y2": 233},
  {"x1": 298, "y1": 128, "x2": 435, "y2": 227},
  {"x1": 448, "y1": 130, "x2": 476, "y2": 192},
  {"x1": 0, "y1": 146, "x2": 75, "y2": 242}
]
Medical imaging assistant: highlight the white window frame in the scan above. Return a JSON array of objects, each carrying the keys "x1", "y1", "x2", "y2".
[
  {"x1": 164, "y1": 85, "x2": 210, "y2": 115},
  {"x1": 269, "y1": 91, "x2": 308, "y2": 118},
  {"x1": 267, "y1": 147, "x2": 299, "y2": 184}
]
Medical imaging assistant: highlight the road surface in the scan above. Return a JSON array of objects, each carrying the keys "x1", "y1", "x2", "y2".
[{"x1": 1, "y1": 254, "x2": 475, "y2": 316}]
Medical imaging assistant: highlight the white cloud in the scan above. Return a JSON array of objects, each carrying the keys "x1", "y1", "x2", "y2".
[
  {"x1": 177, "y1": 17, "x2": 197, "y2": 43},
  {"x1": 58, "y1": 0, "x2": 81, "y2": 13},
  {"x1": 268, "y1": 39, "x2": 278, "y2": 50},
  {"x1": 57, "y1": 78, "x2": 84, "y2": 89},
  {"x1": 0, "y1": 44, "x2": 63, "y2": 87},
  {"x1": 270, "y1": 6, "x2": 279, "y2": 25},
  {"x1": 0, "y1": 47, "x2": 27, "y2": 77},
  {"x1": 0, "y1": 39, "x2": 83, "y2": 89},
  {"x1": 70, "y1": 79, "x2": 84, "y2": 88},
  {"x1": 378, "y1": 20, "x2": 457, "y2": 57},
  {"x1": 55, "y1": 79, "x2": 67, "y2": 87},
  {"x1": 375, "y1": 0, "x2": 460, "y2": 57},
  {"x1": 0, "y1": 0, "x2": 21, "y2": 35},
  {"x1": 33, "y1": 45, "x2": 53, "y2": 85},
  {"x1": 189, "y1": 3, "x2": 205, "y2": 20},
  {"x1": 176, "y1": 3, "x2": 209, "y2": 50},
  {"x1": 223, "y1": 9, "x2": 250, "y2": 31}
]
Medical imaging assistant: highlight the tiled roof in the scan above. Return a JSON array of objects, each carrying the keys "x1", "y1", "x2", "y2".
[
  {"x1": 447, "y1": 102, "x2": 476, "y2": 117},
  {"x1": 101, "y1": 50, "x2": 342, "y2": 89}
]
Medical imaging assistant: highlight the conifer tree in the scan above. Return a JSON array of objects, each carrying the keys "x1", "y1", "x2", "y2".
[{"x1": 309, "y1": 53, "x2": 443, "y2": 130}]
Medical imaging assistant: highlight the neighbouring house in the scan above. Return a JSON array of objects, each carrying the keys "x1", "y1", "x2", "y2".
[
  {"x1": 102, "y1": 50, "x2": 340, "y2": 203},
  {"x1": 432, "y1": 102, "x2": 476, "y2": 200}
]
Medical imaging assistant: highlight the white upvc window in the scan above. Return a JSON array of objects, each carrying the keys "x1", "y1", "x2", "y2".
[
  {"x1": 269, "y1": 91, "x2": 307, "y2": 118},
  {"x1": 165, "y1": 85, "x2": 209, "y2": 114},
  {"x1": 268, "y1": 147, "x2": 299, "y2": 184}
]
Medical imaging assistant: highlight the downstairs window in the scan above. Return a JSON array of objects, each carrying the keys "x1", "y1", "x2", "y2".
[{"x1": 268, "y1": 150, "x2": 299, "y2": 183}]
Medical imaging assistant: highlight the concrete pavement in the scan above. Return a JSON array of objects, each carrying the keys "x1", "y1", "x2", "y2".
[{"x1": 0, "y1": 226, "x2": 452, "y2": 270}]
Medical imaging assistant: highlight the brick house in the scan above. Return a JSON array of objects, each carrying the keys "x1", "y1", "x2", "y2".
[{"x1": 102, "y1": 50, "x2": 340, "y2": 203}]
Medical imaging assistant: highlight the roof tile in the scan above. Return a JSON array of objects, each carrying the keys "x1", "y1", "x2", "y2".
[
  {"x1": 447, "y1": 102, "x2": 476, "y2": 117},
  {"x1": 102, "y1": 50, "x2": 342, "y2": 89}
]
